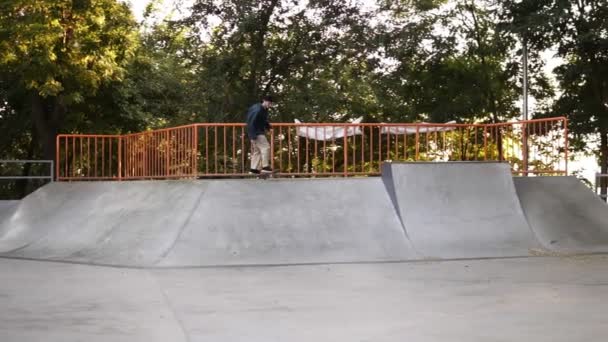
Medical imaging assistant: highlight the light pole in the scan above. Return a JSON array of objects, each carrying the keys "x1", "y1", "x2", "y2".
[
  {"x1": 522, "y1": 38, "x2": 528, "y2": 121},
  {"x1": 522, "y1": 36, "x2": 529, "y2": 176}
]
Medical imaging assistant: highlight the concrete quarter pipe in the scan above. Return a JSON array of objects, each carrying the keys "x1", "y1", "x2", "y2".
[
  {"x1": 515, "y1": 176, "x2": 608, "y2": 253},
  {"x1": 383, "y1": 162, "x2": 540, "y2": 259}
]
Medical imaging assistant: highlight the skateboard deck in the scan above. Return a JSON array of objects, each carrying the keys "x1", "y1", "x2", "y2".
[{"x1": 249, "y1": 170, "x2": 279, "y2": 179}]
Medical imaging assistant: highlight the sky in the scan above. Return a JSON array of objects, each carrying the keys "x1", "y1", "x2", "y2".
[
  {"x1": 128, "y1": 0, "x2": 190, "y2": 22},
  {"x1": 125, "y1": 0, "x2": 598, "y2": 183}
]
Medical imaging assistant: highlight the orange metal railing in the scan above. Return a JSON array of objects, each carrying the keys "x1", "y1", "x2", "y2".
[{"x1": 56, "y1": 117, "x2": 568, "y2": 180}]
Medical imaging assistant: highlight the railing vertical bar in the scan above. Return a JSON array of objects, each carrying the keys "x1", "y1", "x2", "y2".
[
  {"x1": 404, "y1": 128, "x2": 408, "y2": 160},
  {"x1": 223, "y1": 126, "x2": 227, "y2": 174},
  {"x1": 241, "y1": 126, "x2": 245, "y2": 174},
  {"x1": 387, "y1": 129, "x2": 390, "y2": 161},
  {"x1": 279, "y1": 126, "x2": 283, "y2": 172},
  {"x1": 205, "y1": 127, "x2": 209, "y2": 175},
  {"x1": 415, "y1": 126, "x2": 420, "y2": 161},
  {"x1": 232, "y1": 126, "x2": 237, "y2": 174},
  {"x1": 378, "y1": 125, "x2": 381, "y2": 167},
  {"x1": 213, "y1": 126, "x2": 219, "y2": 173},
  {"x1": 369, "y1": 126, "x2": 373, "y2": 172},
  {"x1": 343, "y1": 127, "x2": 348, "y2": 176},
  {"x1": 287, "y1": 126, "x2": 292, "y2": 173},
  {"x1": 361, "y1": 127, "x2": 365, "y2": 172}
]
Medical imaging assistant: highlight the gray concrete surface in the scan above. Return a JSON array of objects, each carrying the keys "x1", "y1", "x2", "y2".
[
  {"x1": 159, "y1": 178, "x2": 416, "y2": 266},
  {"x1": 0, "y1": 181, "x2": 206, "y2": 266},
  {"x1": 0, "y1": 259, "x2": 186, "y2": 342},
  {"x1": 1, "y1": 166, "x2": 608, "y2": 341},
  {"x1": 3, "y1": 164, "x2": 608, "y2": 267},
  {"x1": 0, "y1": 200, "x2": 18, "y2": 219},
  {"x1": 383, "y1": 162, "x2": 541, "y2": 259},
  {"x1": 515, "y1": 176, "x2": 608, "y2": 253},
  {"x1": 0, "y1": 178, "x2": 416, "y2": 267},
  {"x1": 0, "y1": 183, "x2": 75, "y2": 252},
  {"x1": 1, "y1": 256, "x2": 607, "y2": 341}
]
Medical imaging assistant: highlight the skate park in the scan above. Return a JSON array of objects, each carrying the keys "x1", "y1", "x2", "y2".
[
  {"x1": 2, "y1": 0, "x2": 608, "y2": 339},
  {"x1": 1, "y1": 154, "x2": 608, "y2": 341}
]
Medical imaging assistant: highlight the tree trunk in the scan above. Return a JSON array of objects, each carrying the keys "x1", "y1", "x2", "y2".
[
  {"x1": 491, "y1": 113, "x2": 503, "y2": 162},
  {"x1": 15, "y1": 133, "x2": 36, "y2": 198},
  {"x1": 29, "y1": 93, "x2": 61, "y2": 165},
  {"x1": 249, "y1": 0, "x2": 279, "y2": 102}
]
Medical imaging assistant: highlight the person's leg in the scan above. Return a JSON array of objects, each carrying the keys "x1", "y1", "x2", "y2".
[
  {"x1": 250, "y1": 138, "x2": 261, "y2": 172},
  {"x1": 256, "y1": 135, "x2": 271, "y2": 171}
]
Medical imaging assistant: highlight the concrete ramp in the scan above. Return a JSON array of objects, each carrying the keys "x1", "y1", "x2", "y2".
[
  {"x1": 158, "y1": 178, "x2": 417, "y2": 266},
  {"x1": 514, "y1": 176, "x2": 608, "y2": 253},
  {"x1": 0, "y1": 183, "x2": 75, "y2": 252},
  {"x1": 9, "y1": 165, "x2": 604, "y2": 267},
  {"x1": 383, "y1": 162, "x2": 540, "y2": 259},
  {"x1": 0, "y1": 201, "x2": 18, "y2": 220},
  {"x1": 0, "y1": 181, "x2": 204, "y2": 266},
  {"x1": 0, "y1": 179, "x2": 416, "y2": 267}
]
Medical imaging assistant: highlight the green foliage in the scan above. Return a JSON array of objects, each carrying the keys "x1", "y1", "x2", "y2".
[
  {"x1": 0, "y1": 0, "x2": 605, "y2": 191},
  {"x1": 0, "y1": 0, "x2": 139, "y2": 163},
  {"x1": 502, "y1": 0, "x2": 608, "y2": 192},
  {"x1": 0, "y1": 0, "x2": 137, "y2": 101}
]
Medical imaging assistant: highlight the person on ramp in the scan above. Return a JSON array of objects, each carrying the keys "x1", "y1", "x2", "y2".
[{"x1": 246, "y1": 95, "x2": 274, "y2": 175}]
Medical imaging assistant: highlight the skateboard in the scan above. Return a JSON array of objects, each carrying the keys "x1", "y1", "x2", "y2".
[{"x1": 249, "y1": 170, "x2": 279, "y2": 179}]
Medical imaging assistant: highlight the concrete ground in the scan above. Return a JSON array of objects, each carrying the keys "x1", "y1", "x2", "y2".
[{"x1": 1, "y1": 256, "x2": 607, "y2": 342}]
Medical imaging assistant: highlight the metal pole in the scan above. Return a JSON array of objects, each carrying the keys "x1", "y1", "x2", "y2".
[
  {"x1": 522, "y1": 37, "x2": 529, "y2": 176},
  {"x1": 523, "y1": 38, "x2": 529, "y2": 121}
]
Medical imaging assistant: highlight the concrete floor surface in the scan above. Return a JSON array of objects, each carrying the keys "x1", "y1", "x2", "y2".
[{"x1": 1, "y1": 256, "x2": 607, "y2": 342}]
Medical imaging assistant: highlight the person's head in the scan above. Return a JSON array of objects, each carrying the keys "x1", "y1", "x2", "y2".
[{"x1": 261, "y1": 95, "x2": 274, "y2": 109}]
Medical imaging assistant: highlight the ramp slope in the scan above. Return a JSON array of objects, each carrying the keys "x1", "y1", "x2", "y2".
[
  {"x1": 0, "y1": 183, "x2": 75, "y2": 252},
  {"x1": 383, "y1": 162, "x2": 540, "y2": 259},
  {"x1": 158, "y1": 178, "x2": 417, "y2": 266},
  {"x1": 0, "y1": 201, "x2": 19, "y2": 221},
  {"x1": 1, "y1": 179, "x2": 417, "y2": 266},
  {"x1": 0, "y1": 181, "x2": 205, "y2": 266},
  {"x1": 514, "y1": 176, "x2": 608, "y2": 253}
]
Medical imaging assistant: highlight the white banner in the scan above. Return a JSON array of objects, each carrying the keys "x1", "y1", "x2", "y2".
[
  {"x1": 293, "y1": 117, "x2": 457, "y2": 140},
  {"x1": 294, "y1": 117, "x2": 364, "y2": 141},
  {"x1": 380, "y1": 121, "x2": 457, "y2": 135}
]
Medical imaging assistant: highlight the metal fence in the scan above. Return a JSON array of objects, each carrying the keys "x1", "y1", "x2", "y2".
[
  {"x1": 0, "y1": 160, "x2": 54, "y2": 199},
  {"x1": 56, "y1": 117, "x2": 568, "y2": 180},
  {"x1": 0, "y1": 160, "x2": 54, "y2": 181}
]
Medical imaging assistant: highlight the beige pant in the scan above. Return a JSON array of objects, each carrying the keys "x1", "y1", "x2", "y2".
[{"x1": 250, "y1": 134, "x2": 270, "y2": 170}]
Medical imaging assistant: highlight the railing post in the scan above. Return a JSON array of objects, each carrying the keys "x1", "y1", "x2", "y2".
[
  {"x1": 118, "y1": 136, "x2": 122, "y2": 181},
  {"x1": 564, "y1": 118, "x2": 569, "y2": 175},
  {"x1": 415, "y1": 126, "x2": 420, "y2": 161},
  {"x1": 55, "y1": 135, "x2": 60, "y2": 181},
  {"x1": 270, "y1": 128, "x2": 275, "y2": 170},
  {"x1": 193, "y1": 125, "x2": 198, "y2": 178},
  {"x1": 483, "y1": 126, "x2": 488, "y2": 160},
  {"x1": 343, "y1": 128, "x2": 348, "y2": 177},
  {"x1": 522, "y1": 122, "x2": 528, "y2": 176}
]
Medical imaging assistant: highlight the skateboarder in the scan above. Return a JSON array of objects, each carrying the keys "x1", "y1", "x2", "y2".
[{"x1": 246, "y1": 95, "x2": 274, "y2": 175}]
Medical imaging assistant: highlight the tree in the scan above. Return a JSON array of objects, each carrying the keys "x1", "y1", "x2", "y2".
[
  {"x1": 370, "y1": 0, "x2": 554, "y2": 125},
  {"x1": 180, "y1": 0, "x2": 379, "y2": 122},
  {"x1": 502, "y1": 0, "x2": 608, "y2": 196},
  {"x1": 0, "y1": 0, "x2": 139, "y2": 161},
  {"x1": 115, "y1": 1, "x2": 202, "y2": 128}
]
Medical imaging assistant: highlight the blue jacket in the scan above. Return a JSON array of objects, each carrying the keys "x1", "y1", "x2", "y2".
[{"x1": 245, "y1": 103, "x2": 271, "y2": 139}]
